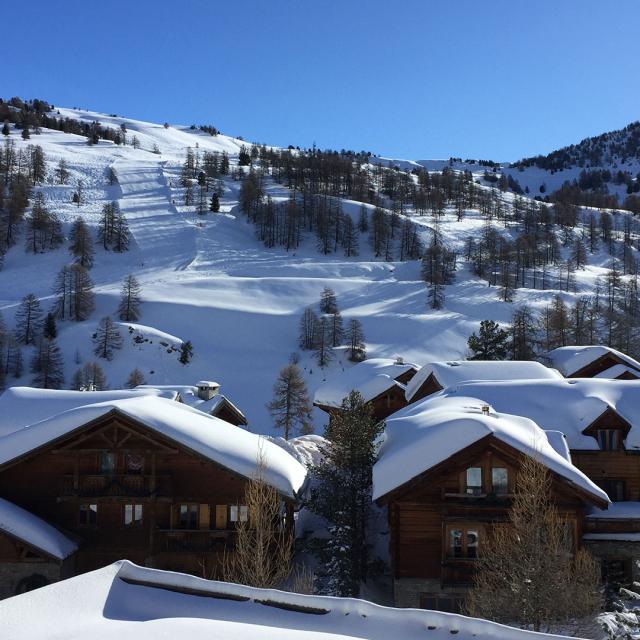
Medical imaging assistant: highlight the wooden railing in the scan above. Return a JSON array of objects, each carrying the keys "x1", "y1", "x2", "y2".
[
  {"x1": 156, "y1": 529, "x2": 234, "y2": 552},
  {"x1": 61, "y1": 474, "x2": 172, "y2": 497}
]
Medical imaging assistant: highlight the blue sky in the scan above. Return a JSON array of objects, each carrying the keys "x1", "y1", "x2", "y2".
[{"x1": 6, "y1": 1, "x2": 640, "y2": 160}]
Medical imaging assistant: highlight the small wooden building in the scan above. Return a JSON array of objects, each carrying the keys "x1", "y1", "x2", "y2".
[
  {"x1": 313, "y1": 357, "x2": 419, "y2": 423},
  {"x1": 0, "y1": 396, "x2": 305, "y2": 597},
  {"x1": 373, "y1": 396, "x2": 608, "y2": 610},
  {"x1": 543, "y1": 345, "x2": 640, "y2": 379}
]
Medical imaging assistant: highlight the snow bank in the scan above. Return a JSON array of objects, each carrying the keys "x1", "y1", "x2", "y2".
[
  {"x1": 442, "y1": 378, "x2": 640, "y2": 450},
  {"x1": 0, "y1": 497, "x2": 77, "y2": 560},
  {"x1": 405, "y1": 360, "x2": 562, "y2": 402},
  {"x1": 0, "y1": 560, "x2": 581, "y2": 640},
  {"x1": 313, "y1": 358, "x2": 418, "y2": 408},
  {"x1": 0, "y1": 397, "x2": 306, "y2": 497},
  {"x1": 543, "y1": 345, "x2": 640, "y2": 377},
  {"x1": 372, "y1": 395, "x2": 608, "y2": 503},
  {"x1": 587, "y1": 502, "x2": 640, "y2": 519},
  {"x1": 0, "y1": 386, "x2": 178, "y2": 437}
]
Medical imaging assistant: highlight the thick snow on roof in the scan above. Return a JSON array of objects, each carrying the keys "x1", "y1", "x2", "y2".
[
  {"x1": 544, "y1": 345, "x2": 640, "y2": 377},
  {"x1": 313, "y1": 358, "x2": 418, "y2": 408},
  {"x1": 587, "y1": 502, "x2": 640, "y2": 520},
  {"x1": 0, "y1": 560, "x2": 578, "y2": 640},
  {"x1": 372, "y1": 395, "x2": 608, "y2": 503},
  {"x1": 405, "y1": 360, "x2": 562, "y2": 402},
  {"x1": 0, "y1": 387, "x2": 178, "y2": 437},
  {"x1": 593, "y1": 364, "x2": 640, "y2": 379},
  {"x1": 0, "y1": 497, "x2": 77, "y2": 560},
  {"x1": 0, "y1": 397, "x2": 306, "y2": 497},
  {"x1": 443, "y1": 378, "x2": 640, "y2": 451},
  {"x1": 136, "y1": 384, "x2": 247, "y2": 421}
]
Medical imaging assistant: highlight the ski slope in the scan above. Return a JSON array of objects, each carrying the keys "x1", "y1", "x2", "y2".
[{"x1": 0, "y1": 107, "x2": 626, "y2": 435}]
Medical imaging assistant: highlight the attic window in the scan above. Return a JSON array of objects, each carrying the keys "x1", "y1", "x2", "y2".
[
  {"x1": 465, "y1": 468, "x2": 482, "y2": 495},
  {"x1": 597, "y1": 429, "x2": 620, "y2": 451}
]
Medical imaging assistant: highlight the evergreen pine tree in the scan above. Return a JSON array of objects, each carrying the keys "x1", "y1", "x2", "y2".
[
  {"x1": 346, "y1": 319, "x2": 366, "y2": 362},
  {"x1": 31, "y1": 338, "x2": 64, "y2": 389},
  {"x1": 179, "y1": 340, "x2": 193, "y2": 364},
  {"x1": 43, "y1": 312, "x2": 57, "y2": 340},
  {"x1": 92, "y1": 316, "x2": 123, "y2": 360},
  {"x1": 308, "y1": 391, "x2": 384, "y2": 596},
  {"x1": 1, "y1": 122, "x2": 9, "y2": 137},
  {"x1": 467, "y1": 320, "x2": 509, "y2": 360},
  {"x1": 125, "y1": 367, "x2": 147, "y2": 388},
  {"x1": 69, "y1": 216, "x2": 94, "y2": 268},
  {"x1": 210, "y1": 192, "x2": 220, "y2": 212},
  {"x1": 267, "y1": 364, "x2": 313, "y2": 439},
  {"x1": 117, "y1": 274, "x2": 141, "y2": 321},
  {"x1": 14, "y1": 293, "x2": 44, "y2": 345}
]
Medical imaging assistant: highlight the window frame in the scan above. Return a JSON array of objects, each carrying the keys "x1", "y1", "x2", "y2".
[
  {"x1": 123, "y1": 503, "x2": 144, "y2": 528},
  {"x1": 177, "y1": 503, "x2": 199, "y2": 530},
  {"x1": 445, "y1": 523, "x2": 482, "y2": 560},
  {"x1": 597, "y1": 429, "x2": 620, "y2": 451},
  {"x1": 79, "y1": 503, "x2": 98, "y2": 527},
  {"x1": 99, "y1": 451, "x2": 117, "y2": 475}
]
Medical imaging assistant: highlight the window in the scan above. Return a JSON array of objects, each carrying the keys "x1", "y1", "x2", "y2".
[
  {"x1": 597, "y1": 429, "x2": 619, "y2": 451},
  {"x1": 465, "y1": 467, "x2": 482, "y2": 495},
  {"x1": 448, "y1": 525, "x2": 480, "y2": 559},
  {"x1": 178, "y1": 504, "x2": 198, "y2": 529},
  {"x1": 491, "y1": 467, "x2": 508, "y2": 495},
  {"x1": 124, "y1": 504, "x2": 143, "y2": 527},
  {"x1": 230, "y1": 505, "x2": 249, "y2": 523},
  {"x1": 79, "y1": 503, "x2": 97, "y2": 526},
  {"x1": 599, "y1": 479, "x2": 626, "y2": 502},
  {"x1": 100, "y1": 451, "x2": 116, "y2": 474},
  {"x1": 125, "y1": 454, "x2": 144, "y2": 475},
  {"x1": 420, "y1": 594, "x2": 465, "y2": 613}
]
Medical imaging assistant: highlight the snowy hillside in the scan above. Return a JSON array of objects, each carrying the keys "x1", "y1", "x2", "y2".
[{"x1": 1, "y1": 102, "x2": 638, "y2": 435}]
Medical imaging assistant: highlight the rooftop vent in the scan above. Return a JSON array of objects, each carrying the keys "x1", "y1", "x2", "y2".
[
  {"x1": 196, "y1": 381, "x2": 220, "y2": 401},
  {"x1": 481, "y1": 404, "x2": 490, "y2": 416},
  {"x1": 395, "y1": 356, "x2": 404, "y2": 365}
]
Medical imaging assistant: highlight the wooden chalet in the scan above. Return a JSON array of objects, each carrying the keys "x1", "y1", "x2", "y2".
[
  {"x1": 0, "y1": 396, "x2": 305, "y2": 598},
  {"x1": 404, "y1": 360, "x2": 562, "y2": 405},
  {"x1": 543, "y1": 345, "x2": 640, "y2": 380},
  {"x1": 313, "y1": 357, "x2": 419, "y2": 423},
  {"x1": 372, "y1": 396, "x2": 609, "y2": 611}
]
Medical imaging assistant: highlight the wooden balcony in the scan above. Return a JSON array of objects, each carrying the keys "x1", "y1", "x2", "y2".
[
  {"x1": 156, "y1": 529, "x2": 234, "y2": 552},
  {"x1": 60, "y1": 474, "x2": 172, "y2": 498}
]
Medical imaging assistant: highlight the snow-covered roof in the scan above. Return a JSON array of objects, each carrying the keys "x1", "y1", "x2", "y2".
[
  {"x1": 587, "y1": 502, "x2": 640, "y2": 520},
  {"x1": 197, "y1": 380, "x2": 219, "y2": 387},
  {"x1": 0, "y1": 559, "x2": 580, "y2": 640},
  {"x1": 0, "y1": 397, "x2": 306, "y2": 498},
  {"x1": 136, "y1": 384, "x2": 247, "y2": 422},
  {"x1": 543, "y1": 345, "x2": 640, "y2": 377},
  {"x1": 313, "y1": 358, "x2": 418, "y2": 408},
  {"x1": 0, "y1": 387, "x2": 179, "y2": 438},
  {"x1": 372, "y1": 395, "x2": 608, "y2": 504},
  {"x1": 593, "y1": 364, "x2": 640, "y2": 379},
  {"x1": 442, "y1": 378, "x2": 640, "y2": 451},
  {"x1": 405, "y1": 360, "x2": 562, "y2": 402},
  {"x1": 0, "y1": 497, "x2": 77, "y2": 560}
]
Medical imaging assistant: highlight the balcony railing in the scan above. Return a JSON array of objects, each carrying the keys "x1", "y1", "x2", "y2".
[
  {"x1": 156, "y1": 529, "x2": 234, "y2": 552},
  {"x1": 441, "y1": 560, "x2": 476, "y2": 587},
  {"x1": 61, "y1": 474, "x2": 172, "y2": 497}
]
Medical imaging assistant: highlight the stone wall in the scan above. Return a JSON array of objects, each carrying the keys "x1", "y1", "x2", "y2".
[
  {"x1": 584, "y1": 538, "x2": 640, "y2": 583},
  {"x1": 0, "y1": 561, "x2": 61, "y2": 600}
]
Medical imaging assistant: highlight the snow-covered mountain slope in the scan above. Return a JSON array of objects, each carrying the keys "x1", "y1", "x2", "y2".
[
  {"x1": 0, "y1": 560, "x2": 580, "y2": 640},
  {"x1": 0, "y1": 106, "x2": 635, "y2": 435}
]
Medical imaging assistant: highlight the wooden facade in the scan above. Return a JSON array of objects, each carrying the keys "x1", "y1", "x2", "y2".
[
  {"x1": 378, "y1": 435, "x2": 604, "y2": 610},
  {"x1": 567, "y1": 352, "x2": 640, "y2": 379},
  {"x1": 315, "y1": 383, "x2": 410, "y2": 424},
  {"x1": 0, "y1": 409, "x2": 294, "y2": 594}
]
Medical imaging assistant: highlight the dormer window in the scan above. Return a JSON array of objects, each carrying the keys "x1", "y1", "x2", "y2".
[{"x1": 597, "y1": 429, "x2": 620, "y2": 451}]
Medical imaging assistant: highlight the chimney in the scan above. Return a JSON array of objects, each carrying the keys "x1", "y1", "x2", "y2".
[
  {"x1": 395, "y1": 356, "x2": 404, "y2": 365},
  {"x1": 196, "y1": 381, "x2": 220, "y2": 401},
  {"x1": 481, "y1": 404, "x2": 490, "y2": 416}
]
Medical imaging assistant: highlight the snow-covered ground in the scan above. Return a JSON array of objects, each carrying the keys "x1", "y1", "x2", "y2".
[
  {"x1": 0, "y1": 560, "x2": 584, "y2": 640},
  {"x1": 0, "y1": 107, "x2": 631, "y2": 436}
]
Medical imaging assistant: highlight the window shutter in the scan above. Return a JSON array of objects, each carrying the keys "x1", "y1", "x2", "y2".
[
  {"x1": 199, "y1": 504, "x2": 210, "y2": 530},
  {"x1": 215, "y1": 505, "x2": 227, "y2": 529}
]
